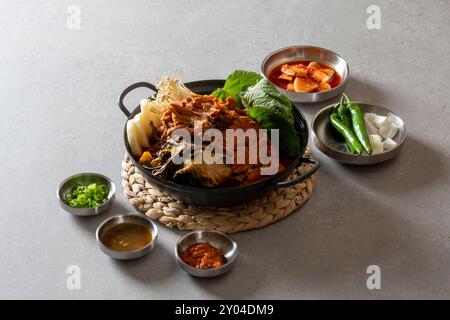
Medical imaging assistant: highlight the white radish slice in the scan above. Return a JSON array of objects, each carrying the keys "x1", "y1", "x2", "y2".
[
  {"x1": 364, "y1": 113, "x2": 376, "y2": 123},
  {"x1": 383, "y1": 138, "x2": 398, "y2": 150},
  {"x1": 372, "y1": 114, "x2": 387, "y2": 128},
  {"x1": 369, "y1": 135, "x2": 384, "y2": 154},
  {"x1": 140, "y1": 98, "x2": 150, "y2": 109},
  {"x1": 133, "y1": 114, "x2": 150, "y2": 148},
  {"x1": 369, "y1": 134, "x2": 382, "y2": 143},
  {"x1": 379, "y1": 118, "x2": 399, "y2": 139},
  {"x1": 140, "y1": 99, "x2": 152, "y2": 136},
  {"x1": 140, "y1": 104, "x2": 154, "y2": 137},
  {"x1": 386, "y1": 114, "x2": 400, "y2": 127},
  {"x1": 139, "y1": 110, "x2": 154, "y2": 138},
  {"x1": 145, "y1": 100, "x2": 166, "y2": 127},
  {"x1": 140, "y1": 110, "x2": 153, "y2": 137},
  {"x1": 148, "y1": 109, "x2": 162, "y2": 128},
  {"x1": 126, "y1": 120, "x2": 142, "y2": 157},
  {"x1": 364, "y1": 117, "x2": 378, "y2": 135}
]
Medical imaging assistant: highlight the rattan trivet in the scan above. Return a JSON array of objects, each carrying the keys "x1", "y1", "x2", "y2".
[{"x1": 121, "y1": 150, "x2": 317, "y2": 233}]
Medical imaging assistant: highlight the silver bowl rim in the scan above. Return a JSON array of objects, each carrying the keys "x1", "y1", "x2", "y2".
[
  {"x1": 95, "y1": 213, "x2": 158, "y2": 257},
  {"x1": 174, "y1": 230, "x2": 238, "y2": 275},
  {"x1": 312, "y1": 101, "x2": 407, "y2": 158},
  {"x1": 260, "y1": 45, "x2": 350, "y2": 98},
  {"x1": 57, "y1": 172, "x2": 116, "y2": 215}
]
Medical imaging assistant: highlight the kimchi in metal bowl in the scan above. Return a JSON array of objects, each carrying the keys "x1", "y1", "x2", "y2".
[{"x1": 261, "y1": 45, "x2": 349, "y2": 103}]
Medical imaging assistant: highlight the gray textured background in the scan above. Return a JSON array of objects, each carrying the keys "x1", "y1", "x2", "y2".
[{"x1": 1, "y1": 0, "x2": 449, "y2": 299}]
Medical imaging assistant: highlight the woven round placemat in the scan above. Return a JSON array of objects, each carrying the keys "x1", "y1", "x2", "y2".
[{"x1": 121, "y1": 150, "x2": 317, "y2": 233}]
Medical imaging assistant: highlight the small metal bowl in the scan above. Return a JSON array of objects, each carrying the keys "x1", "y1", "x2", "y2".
[
  {"x1": 96, "y1": 214, "x2": 158, "y2": 260},
  {"x1": 175, "y1": 230, "x2": 238, "y2": 277},
  {"x1": 261, "y1": 45, "x2": 349, "y2": 103},
  {"x1": 57, "y1": 173, "x2": 116, "y2": 216},
  {"x1": 312, "y1": 102, "x2": 406, "y2": 165}
]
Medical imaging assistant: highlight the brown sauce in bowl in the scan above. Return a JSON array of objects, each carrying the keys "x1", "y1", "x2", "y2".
[{"x1": 101, "y1": 223, "x2": 152, "y2": 251}]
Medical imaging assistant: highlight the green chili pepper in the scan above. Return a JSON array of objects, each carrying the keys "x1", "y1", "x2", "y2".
[
  {"x1": 329, "y1": 113, "x2": 364, "y2": 154},
  {"x1": 342, "y1": 93, "x2": 372, "y2": 154},
  {"x1": 337, "y1": 96, "x2": 352, "y2": 129}
]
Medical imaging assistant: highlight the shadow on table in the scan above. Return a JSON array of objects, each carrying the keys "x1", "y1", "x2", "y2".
[
  {"x1": 344, "y1": 76, "x2": 389, "y2": 104},
  {"x1": 71, "y1": 201, "x2": 176, "y2": 283},
  {"x1": 70, "y1": 201, "x2": 132, "y2": 236},
  {"x1": 337, "y1": 135, "x2": 447, "y2": 195},
  {"x1": 68, "y1": 135, "x2": 445, "y2": 297},
  {"x1": 109, "y1": 243, "x2": 176, "y2": 284},
  {"x1": 187, "y1": 251, "x2": 263, "y2": 298},
  {"x1": 292, "y1": 76, "x2": 389, "y2": 120},
  {"x1": 191, "y1": 139, "x2": 443, "y2": 298}
]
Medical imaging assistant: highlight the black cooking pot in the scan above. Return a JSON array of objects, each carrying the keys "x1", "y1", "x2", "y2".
[{"x1": 118, "y1": 80, "x2": 319, "y2": 206}]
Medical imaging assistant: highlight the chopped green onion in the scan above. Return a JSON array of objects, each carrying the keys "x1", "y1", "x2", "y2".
[
  {"x1": 76, "y1": 194, "x2": 88, "y2": 205},
  {"x1": 69, "y1": 199, "x2": 79, "y2": 207},
  {"x1": 64, "y1": 182, "x2": 109, "y2": 208}
]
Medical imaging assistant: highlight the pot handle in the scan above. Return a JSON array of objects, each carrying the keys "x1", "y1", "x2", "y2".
[
  {"x1": 118, "y1": 82, "x2": 157, "y2": 117},
  {"x1": 275, "y1": 158, "x2": 320, "y2": 188}
]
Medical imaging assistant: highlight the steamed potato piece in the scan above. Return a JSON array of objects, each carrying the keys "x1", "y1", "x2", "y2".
[
  {"x1": 281, "y1": 64, "x2": 307, "y2": 77},
  {"x1": 293, "y1": 76, "x2": 318, "y2": 93},
  {"x1": 318, "y1": 82, "x2": 331, "y2": 92},
  {"x1": 308, "y1": 68, "x2": 335, "y2": 83},
  {"x1": 307, "y1": 61, "x2": 321, "y2": 72},
  {"x1": 278, "y1": 73, "x2": 294, "y2": 81}
]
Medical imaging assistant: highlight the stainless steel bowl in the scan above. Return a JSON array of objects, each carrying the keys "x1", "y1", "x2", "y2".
[
  {"x1": 57, "y1": 173, "x2": 116, "y2": 216},
  {"x1": 261, "y1": 45, "x2": 349, "y2": 103},
  {"x1": 312, "y1": 102, "x2": 406, "y2": 165},
  {"x1": 175, "y1": 230, "x2": 238, "y2": 277},
  {"x1": 96, "y1": 213, "x2": 158, "y2": 260}
]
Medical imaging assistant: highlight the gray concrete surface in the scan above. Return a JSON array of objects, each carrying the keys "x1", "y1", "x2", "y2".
[{"x1": 1, "y1": 0, "x2": 449, "y2": 299}]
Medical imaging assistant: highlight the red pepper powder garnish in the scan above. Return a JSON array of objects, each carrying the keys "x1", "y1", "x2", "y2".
[{"x1": 180, "y1": 242, "x2": 224, "y2": 269}]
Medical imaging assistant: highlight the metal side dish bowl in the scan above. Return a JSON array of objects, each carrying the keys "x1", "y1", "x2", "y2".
[
  {"x1": 312, "y1": 102, "x2": 406, "y2": 165},
  {"x1": 96, "y1": 214, "x2": 158, "y2": 260},
  {"x1": 57, "y1": 172, "x2": 116, "y2": 216},
  {"x1": 261, "y1": 45, "x2": 349, "y2": 103},
  {"x1": 175, "y1": 230, "x2": 238, "y2": 277}
]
